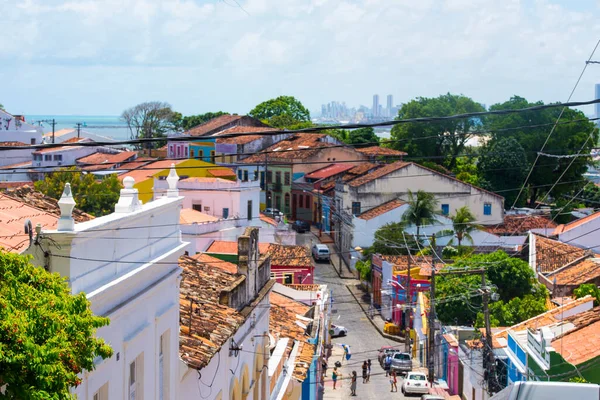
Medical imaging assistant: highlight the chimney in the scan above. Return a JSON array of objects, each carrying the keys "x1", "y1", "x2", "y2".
[
  {"x1": 166, "y1": 163, "x2": 179, "y2": 198},
  {"x1": 114, "y1": 176, "x2": 142, "y2": 213},
  {"x1": 57, "y1": 183, "x2": 76, "y2": 231}
]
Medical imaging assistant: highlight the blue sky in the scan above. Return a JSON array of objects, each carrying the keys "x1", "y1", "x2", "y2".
[{"x1": 2, "y1": 0, "x2": 600, "y2": 116}]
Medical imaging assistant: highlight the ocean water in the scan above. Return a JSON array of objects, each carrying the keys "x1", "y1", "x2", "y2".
[{"x1": 28, "y1": 115, "x2": 130, "y2": 141}]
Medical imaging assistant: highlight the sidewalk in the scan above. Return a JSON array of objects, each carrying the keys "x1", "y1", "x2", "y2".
[
  {"x1": 322, "y1": 345, "x2": 351, "y2": 399},
  {"x1": 346, "y1": 283, "x2": 404, "y2": 343},
  {"x1": 309, "y1": 227, "x2": 356, "y2": 279}
]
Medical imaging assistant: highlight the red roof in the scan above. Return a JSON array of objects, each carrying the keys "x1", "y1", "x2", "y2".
[
  {"x1": 33, "y1": 138, "x2": 91, "y2": 154},
  {"x1": 357, "y1": 199, "x2": 405, "y2": 220},
  {"x1": 355, "y1": 146, "x2": 407, "y2": 157},
  {"x1": 554, "y1": 211, "x2": 600, "y2": 234},
  {"x1": 215, "y1": 126, "x2": 281, "y2": 145},
  {"x1": 77, "y1": 151, "x2": 137, "y2": 165},
  {"x1": 208, "y1": 168, "x2": 236, "y2": 178},
  {"x1": 348, "y1": 161, "x2": 410, "y2": 187},
  {"x1": 0, "y1": 141, "x2": 27, "y2": 147},
  {"x1": 205, "y1": 240, "x2": 270, "y2": 255},
  {"x1": 304, "y1": 164, "x2": 354, "y2": 180}
]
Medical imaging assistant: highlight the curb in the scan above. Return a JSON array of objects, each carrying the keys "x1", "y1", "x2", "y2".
[{"x1": 345, "y1": 285, "x2": 404, "y2": 343}]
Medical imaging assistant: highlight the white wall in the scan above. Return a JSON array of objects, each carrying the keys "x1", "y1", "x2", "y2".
[
  {"x1": 178, "y1": 294, "x2": 271, "y2": 400},
  {"x1": 351, "y1": 204, "x2": 409, "y2": 248},
  {"x1": 557, "y1": 216, "x2": 600, "y2": 251},
  {"x1": 25, "y1": 189, "x2": 187, "y2": 400},
  {"x1": 0, "y1": 111, "x2": 43, "y2": 144},
  {"x1": 32, "y1": 146, "x2": 104, "y2": 169},
  {"x1": 0, "y1": 148, "x2": 34, "y2": 168}
]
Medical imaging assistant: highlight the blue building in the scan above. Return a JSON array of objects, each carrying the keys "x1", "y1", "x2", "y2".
[{"x1": 505, "y1": 331, "x2": 528, "y2": 385}]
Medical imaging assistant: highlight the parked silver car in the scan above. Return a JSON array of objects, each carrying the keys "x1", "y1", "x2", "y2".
[
  {"x1": 311, "y1": 244, "x2": 330, "y2": 261},
  {"x1": 390, "y1": 352, "x2": 412, "y2": 374}
]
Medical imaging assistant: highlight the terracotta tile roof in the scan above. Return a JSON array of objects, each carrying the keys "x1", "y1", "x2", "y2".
[
  {"x1": 304, "y1": 164, "x2": 354, "y2": 180},
  {"x1": 185, "y1": 114, "x2": 243, "y2": 137},
  {"x1": 117, "y1": 159, "x2": 185, "y2": 183},
  {"x1": 269, "y1": 292, "x2": 314, "y2": 382},
  {"x1": 33, "y1": 137, "x2": 91, "y2": 154},
  {"x1": 77, "y1": 151, "x2": 137, "y2": 165},
  {"x1": 415, "y1": 162, "x2": 504, "y2": 199},
  {"x1": 3, "y1": 185, "x2": 93, "y2": 223},
  {"x1": 42, "y1": 128, "x2": 73, "y2": 137},
  {"x1": 532, "y1": 234, "x2": 586, "y2": 274},
  {"x1": 0, "y1": 194, "x2": 59, "y2": 252},
  {"x1": 115, "y1": 159, "x2": 156, "y2": 172},
  {"x1": 561, "y1": 306, "x2": 600, "y2": 328},
  {"x1": 215, "y1": 126, "x2": 281, "y2": 145},
  {"x1": 548, "y1": 258, "x2": 600, "y2": 286},
  {"x1": 285, "y1": 284, "x2": 321, "y2": 292},
  {"x1": 267, "y1": 243, "x2": 312, "y2": 267},
  {"x1": 357, "y1": 199, "x2": 405, "y2": 220},
  {"x1": 0, "y1": 161, "x2": 33, "y2": 170},
  {"x1": 0, "y1": 181, "x2": 33, "y2": 189},
  {"x1": 554, "y1": 211, "x2": 600, "y2": 234},
  {"x1": 260, "y1": 214, "x2": 278, "y2": 226},
  {"x1": 382, "y1": 255, "x2": 433, "y2": 274},
  {"x1": 179, "y1": 208, "x2": 219, "y2": 225},
  {"x1": 205, "y1": 240, "x2": 270, "y2": 255},
  {"x1": 552, "y1": 317, "x2": 600, "y2": 365},
  {"x1": 319, "y1": 163, "x2": 380, "y2": 192},
  {"x1": 347, "y1": 161, "x2": 410, "y2": 187},
  {"x1": 179, "y1": 255, "x2": 246, "y2": 370},
  {"x1": 207, "y1": 168, "x2": 236, "y2": 178},
  {"x1": 0, "y1": 141, "x2": 27, "y2": 147},
  {"x1": 241, "y1": 134, "x2": 335, "y2": 163},
  {"x1": 492, "y1": 296, "x2": 595, "y2": 343},
  {"x1": 189, "y1": 253, "x2": 238, "y2": 274},
  {"x1": 443, "y1": 333, "x2": 459, "y2": 347},
  {"x1": 355, "y1": 146, "x2": 407, "y2": 157},
  {"x1": 485, "y1": 214, "x2": 557, "y2": 235}
]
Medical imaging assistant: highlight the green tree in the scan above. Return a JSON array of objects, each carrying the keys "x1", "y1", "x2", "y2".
[
  {"x1": 179, "y1": 111, "x2": 229, "y2": 131},
  {"x1": 35, "y1": 168, "x2": 122, "y2": 217},
  {"x1": 369, "y1": 222, "x2": 419, "y2": 255},
  {"x1": 401, "y1": 190, "x2": 439, "y2": 238},
  {"x1": 356, "y1": 260, "x2": 372, "y2": 282},
  {"x1": 478, "y1": 137, "x2": 529, "y2": 208},
  {"x1": 121, "y1": 101, "x2": 180, "y2": 151},
  {"x1": 580, "y1": 182, "x2": 600, "y2": 208},
  {"x1": 450, "y1": 206, "x2": 481, "y2": 246},
  {"x1": 478, "y1": 294, "x2": 547, "y2": 327},
  {"x1": 390, "y1": 93, "x2": 485, "y2": 169},
  {"x1": 573, "y1": 283, "x2": 600, "y2": 306},
  {"x1": 0, "y1": 251, "x2": 112, "y2": 398},
  {"x1": 0, "y1": 102, "x2": 4, "y2": 110},
  {"x1": 347, "y1": 127, "x2": 380, "y2": 146},
  {"x1": 436, "y1": 273, "x2": 482, "y2": 325},
  {"x1": 486, "y1": 96, "x2": 598, "y2": 206},
  {"x1": 249, "y1": 96, "x2": 310, "y2": 125},
  {"x1": 265, "y1": 113, "x2": 314, "y2": 129}
]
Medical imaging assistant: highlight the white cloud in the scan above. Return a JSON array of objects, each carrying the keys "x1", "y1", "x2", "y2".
[{"x1": 1, "y1": 0, "x2": 600, "y2": 115}]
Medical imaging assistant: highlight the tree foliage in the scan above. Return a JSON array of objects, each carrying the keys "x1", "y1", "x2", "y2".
[
  {"x1": 485, "y1": 96, "x2": 598, "y2": 206},
  {"x1": 121, "y1": 101, "x2": 180, "y2": 149},
  {"x1": 573, "y1": 283, "x2": 600, "y2": 306},
  {"x1": 369, "y1": 222, "x2": 419, "y2": 256},
  {"x1": 450, "y1": 206, "x2": 481, "y2": 246},
  {"x1": 401, "y1": 190, "x2": 439, "y2": 238},
  {"x1": 356, "y1": 260, "x2": 372, "y2": 282},
  {"x1": 178, "y1": 111, "x2": 229, "y2": 131},
  {"x1": 347, "y1": 127, "x2": 379, "y2": 146},
  {"x1": 580, "y1": 182, "x2": 600, "y2": 208},
  {"x1": 264, "y1": 113, "x2": 313, "y2": 130},
  {"x1": 35, "y1": 168, "x2": 122, "y2": 217},
  {"x1": 435, "y1": 251, "x2": 544, "y2": 325},
  {"x1": 478, "y1": 137, "x2": 529, "y2": 208},
  {"x1": 249, "y1": 96, "x2": 310, "y2": 124},
  {"x1": 390, "y1": 93, "x2": 485, "y2": 169},
  {"x1": 0, "y1": 251, "x2": 112, "y2": 398}
]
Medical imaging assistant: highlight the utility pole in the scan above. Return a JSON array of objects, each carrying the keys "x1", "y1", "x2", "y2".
[
  {"x1": 427, "y1": 233, "x2": 436, "y2": 385},
  {"x1": 49, "y1": 119, "x2": 56, "y2": 144},
  {"x1": 264, "y1": 153, "x2": 269, "y2": 208},
  {"x1": 405, "y1": 254, "x2": 412, "y2": 353},
  {"x1": 75, "y1": 122, "x2": 82, "y2": 138},
  {"x1": 482, "y1": 271, "x2": 497, "y2": 394}
]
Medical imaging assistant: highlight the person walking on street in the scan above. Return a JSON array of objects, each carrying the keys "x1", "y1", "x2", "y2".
[
  {"x1": 362, "y1": 361, "x2": 368, "y2": 383},
  {"x1": 332, "y1": 367, "x2": 338, "y2": 390},
  {"x1": 390, "y1": 370, "x2": 398, "y2": 392},
  {"x1": 384, "y1": 354, "x2": 392, "y2": 377},
  {"x1": 366, "y1": 359, "x2": 372, "y2": 382},
  {"x1": 350, "y1": 371, "x2": 357, "y2": 396}
]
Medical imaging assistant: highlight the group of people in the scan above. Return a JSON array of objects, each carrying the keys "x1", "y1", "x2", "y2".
[{"x1": 329, "y1": 358, "x2": 399, "y2": 396}]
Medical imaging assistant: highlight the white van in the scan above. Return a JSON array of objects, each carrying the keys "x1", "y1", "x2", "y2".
[{"x1": 311, "y1": 244, "x2": 330, "y2": 261}]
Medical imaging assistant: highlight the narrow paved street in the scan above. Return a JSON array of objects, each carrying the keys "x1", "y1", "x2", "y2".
[{"x1": 297, "y1": 233, "x2": 414, "y2": 400}]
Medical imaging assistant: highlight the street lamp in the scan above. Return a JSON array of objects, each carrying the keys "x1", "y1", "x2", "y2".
[{"x1": 300, "y1": 273, "x2": 312, "y2": 284}]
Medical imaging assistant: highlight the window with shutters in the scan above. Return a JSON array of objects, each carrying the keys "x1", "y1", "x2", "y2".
[{"x1": 284, "y1": 172, "x2": 291, "y2": 185}]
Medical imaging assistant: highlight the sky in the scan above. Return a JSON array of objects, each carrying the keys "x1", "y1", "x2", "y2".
[{"x1": 2, "y1": 0, "x2": 600, "y2": 116}]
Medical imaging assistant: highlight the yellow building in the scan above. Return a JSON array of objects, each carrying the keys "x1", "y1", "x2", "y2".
[{"x1": 118, "y1": 159, "x2": 235, "y2": 203}]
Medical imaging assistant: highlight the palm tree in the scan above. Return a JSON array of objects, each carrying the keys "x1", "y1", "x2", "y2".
[
  {"x1": 450, "y1": 206, "x2": 481, "y2": 246},
  {"x1": 401, "y1": 190, "x2": 439, "y2": 239}
]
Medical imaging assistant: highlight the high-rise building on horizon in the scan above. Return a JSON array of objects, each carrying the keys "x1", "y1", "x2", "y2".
[
  {"x1": 386, "y1": 94, "x2": 393, "y2": 117},
  {"x1": 373, "y1": 94, "x2": 380, "y2": 117}
]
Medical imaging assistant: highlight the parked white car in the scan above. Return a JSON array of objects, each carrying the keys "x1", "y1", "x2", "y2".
[
  {"x1": 330, "y1": 324, "x2": 348, "y2": 337},
  {"x1": 401, "y1": 372, "x2": 430, "y2": 396}
]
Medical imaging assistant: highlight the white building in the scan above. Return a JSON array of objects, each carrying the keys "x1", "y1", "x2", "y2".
[
  {"x1": 154, "y1": 173, "x2": 294, "y2": 254},
  {"x1": 178, "y1": 227, "x2": 274, "y2": 400},
  {"x1": 43, "y1": 128, "x2": 119, "y2": 146},
  {"x1": 553, "y1": 211, "x2": 600, "y2": 251},
  {"x1": 0, "y1": 111, "x2": 44, "y2": 168},
  {"x1": 24, "y1": 172, "x2": 187, "y2": 400},
  {"x1": 335, "y1": 161, "x2": 505, "y2": 265},
  {"x1": 31, "y1": 138, "x2": 113, "y2": 171}
]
